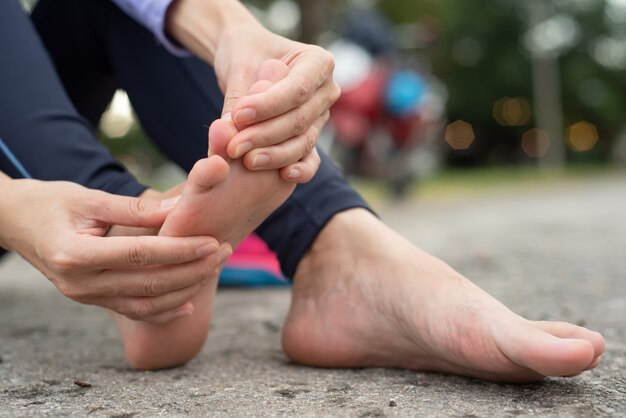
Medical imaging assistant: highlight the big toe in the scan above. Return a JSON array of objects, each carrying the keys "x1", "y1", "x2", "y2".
[
  {"x1": 533, "y1": 320, "x2": 605, "y2": 360},
  {"x1": 500, "y1": 321, "x2": 596, "y2": 377},
  {"x1": 209, "y1": 118, "x2": 238, "y2": 158},
  {"x1": 258, "y1": 59, "x2": 289, "y2": 83}
]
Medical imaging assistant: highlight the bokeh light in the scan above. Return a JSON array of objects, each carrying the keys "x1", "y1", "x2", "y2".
[
  {"x1": 521, "y1": 128, "x2": 551, "y2": 158},
  {"x1": 445, "y1": 120, "x2": 475, "y2": 150},
  {"x1": 99, "y1": 90, "x2": 135, "y2": 139},
  {"x1": 493, "y1": 97, "x2": 532, "y2": 126},
  {"x1": 566, "y1": 121, "x2": 599, "y2": 152}
]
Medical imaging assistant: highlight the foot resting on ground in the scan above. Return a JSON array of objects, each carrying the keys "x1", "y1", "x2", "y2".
[{"x1": 283, "y1": 208, "x2": 605, "y2": 382}]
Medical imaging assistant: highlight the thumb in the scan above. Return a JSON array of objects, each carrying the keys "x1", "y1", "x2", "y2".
[
  {"x1": 221, "y1": 68, "x2": 256, "y2": 119},
  {"x1": 92, "y1": 192, "x2": 180, "y2": 228}
]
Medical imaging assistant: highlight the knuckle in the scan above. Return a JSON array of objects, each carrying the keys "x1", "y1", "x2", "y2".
[
  {"x1": 48, "y1": 250, "x2": 81, "y2": 275},
  {"x1": 126, "y1": 242, "x2": 151, "y2": 266},
  {"x1": 330, "y1": 82, "x2": 342, "y2": 105},
  {"x1": 295, "y1": 76, "x2": 313, "y2": 104},
  {"x1": 321, "y1": 110, "x2": 331, "y2": 124},
  {"x1": 129, "y1": 197, "x2": 147, "y2": 216},
  {"x1": 312, "y1": 148, "x2": 321, "y2": 165},
  {"x1": 56, "y1": 281, "x2": 74, "y2": 298},
  {"x1": 293, "y1": 108, "x2": 309, "y2": 134},
  {"x1": 128, "y1": 300, "x2": 156, "y2": 319},
  {"x1": 303, "y1": 129, "x2": 317, "y2": 154},
  {"x1": 320, "y1": 48, "x2": 335, "y2": 74},
  {"x1": 141, "y1": 277, "x2": 163, "y2": 297}
]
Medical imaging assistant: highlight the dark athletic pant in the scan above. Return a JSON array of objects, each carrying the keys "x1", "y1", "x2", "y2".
[{"x1": 0, "y1": 0, "x2": 370, "y2": 277}]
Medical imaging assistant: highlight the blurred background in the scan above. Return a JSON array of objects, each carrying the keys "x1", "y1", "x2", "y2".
[{"x1": 22, "y1": 0, "x2": 626, "y2": 198}]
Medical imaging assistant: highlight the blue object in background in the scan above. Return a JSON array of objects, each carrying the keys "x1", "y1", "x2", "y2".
[
  {"x1": 219, "y1": 266, "x2": 291, "y2": 288},
  {"x1": 385, "y1": 71, "x2": 426, "y2": 116}
]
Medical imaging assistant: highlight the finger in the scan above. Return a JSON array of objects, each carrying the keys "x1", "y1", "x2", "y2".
[
  {"x1": 86, "y1": 282, "x2": 205, "y2": 320},
  {"x1": 83, "y1": 251, "x2": 223, "y2": 298},
  {"x1": 227, "y1": 84, "x2": 334, "y2": 159},
  {"x1": 88, "y1": 191, "x2": 177, "y2": 229},
  {"x1": 280, "y1": 147, "x2": 321, "y2": 183},
  {"x1": 232, "y1": 46, "x2": 336, "y2": 127},
  {"x1": 221, "y1": 65, "x2": 256, "y2": 117},
  {"x1": 71, "y1": 235, "x2": 219, "y2": 271},
  {"x1": 242, "y1": 112, "x2": 328, "y2": 170}
]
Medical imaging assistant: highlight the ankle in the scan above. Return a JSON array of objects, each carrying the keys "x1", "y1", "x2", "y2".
[{"x1": 294, "y1": 208, "x2": 375, "y2": 280}]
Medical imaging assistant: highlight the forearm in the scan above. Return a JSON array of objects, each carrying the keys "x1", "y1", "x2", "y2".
[{"x1": 165, "y1": 0, "x2": 261, "y2": 63}]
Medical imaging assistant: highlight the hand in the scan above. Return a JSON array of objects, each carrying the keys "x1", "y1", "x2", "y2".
[
  {"x1": 215, "y1": 26, "x2": 336, "y2": 182},
  {"x1": 166, "y1": 0, "x2": 337, "y2": 182},
  {"x1": 0, "y1": 178, "x2": 229, "y2": 322}
]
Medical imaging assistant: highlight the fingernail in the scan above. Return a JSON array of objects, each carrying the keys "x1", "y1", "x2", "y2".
[
  {"x1": 217, "y1": 247, "x2": 232, "y2": 265},
  {"x1": 222, "y1": 112, "x2": 232, "y2": 122},
  {"x1": 252, "y1": 154, "x2": 270, "y2": 168},
  {"x1": 287, "y1": 168, "x2": 301, "y2": 180},
  {"x1": 160, "y1": 196, "x2": 181, "y2": 208},
  {"x1": 234, "y1": 108, "x2": 256, "y2": 125},
  {"x1": 197, "y1": 242, "x2": 219, "y2": 257},
  {"x1": 235, "y1": 141, "x2": 253, "y2": 158}
]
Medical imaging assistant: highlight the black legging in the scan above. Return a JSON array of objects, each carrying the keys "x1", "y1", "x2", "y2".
[{"x1": 0, "y1": 0, "x2": 370, "y2": 277}]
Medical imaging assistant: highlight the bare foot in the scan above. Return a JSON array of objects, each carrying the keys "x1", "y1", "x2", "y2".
[
  {"x1": 114, "y1": 60, "x2": 295, "y2": 369},
  {"x1": 159, "y1": 60, "x2": 294, "y2": 246},
  {"x1": 282, "y1": 209, "x2": 605, "y2": 382}
]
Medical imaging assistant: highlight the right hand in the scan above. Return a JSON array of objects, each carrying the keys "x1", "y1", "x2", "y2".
[{"x1": 0, "y1": 178, "x2": 230, "y2": 322}]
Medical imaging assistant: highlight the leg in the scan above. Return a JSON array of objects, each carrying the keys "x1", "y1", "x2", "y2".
[
  {"x1": 282, "y1": 209, "x2": 605, "y2": 382},
  {"x1": 0, "y1": 0, "x2": 146, "y2": 260},
  {"x1": 0, "y1": 0, "x2": 143, "y2": 195}
]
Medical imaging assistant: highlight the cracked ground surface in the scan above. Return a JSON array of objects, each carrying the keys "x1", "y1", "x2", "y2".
[{"x1": 1, "y1": 174, "x2": 624, "y2": 417}]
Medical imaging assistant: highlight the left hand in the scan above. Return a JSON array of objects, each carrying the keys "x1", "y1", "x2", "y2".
[
  {"x1": 213, "y1": 24, "x2": 339, "y2": 182},
  {"x1": 166, "y1": 0, "x2": 337, "y2": 182}
]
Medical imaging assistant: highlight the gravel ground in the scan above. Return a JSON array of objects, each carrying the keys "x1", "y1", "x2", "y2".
[{"x1": 1, "y1": 175, "x2": 624, "y2": 417}]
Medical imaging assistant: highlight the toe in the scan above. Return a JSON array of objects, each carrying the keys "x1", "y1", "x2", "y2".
[
  {"x1": 533, "y1": 321, "x2": 606, "y2": 358},
  {"x1": 209, "y1": 118, "x2": 239, "y2": 158},
  {"x1": 258, "y1": 59, "x2": 290, "y2": 83},
  {"x1": 584, "y1": 355, "x2": 602, "y2": 371},
  {"x1": 248, "y1": 80, "x2": 273, "y2": 95},
  {"x1": 498, "y1": 321, "x2": 596, "y2": 377},
  {"x1": 187, "y1": 155, "x2": 230, "y2": 193}
]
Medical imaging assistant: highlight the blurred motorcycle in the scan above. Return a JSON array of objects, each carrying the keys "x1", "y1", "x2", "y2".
[{"x1": 322, "y1": 10, "x2": 446, "y2": 197}]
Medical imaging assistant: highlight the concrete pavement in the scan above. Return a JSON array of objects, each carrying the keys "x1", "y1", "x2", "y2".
[{"x1": 1, "y1": 174, "x2": 624, "y2": 417}]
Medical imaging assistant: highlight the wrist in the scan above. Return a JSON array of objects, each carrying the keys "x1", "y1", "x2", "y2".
[{"x1": 165, "y1": 0, "x2": 261, "y2": 63}]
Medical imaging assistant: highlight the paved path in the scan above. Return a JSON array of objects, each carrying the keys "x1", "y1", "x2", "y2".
[{"x1": 1, "y1": 175, "x2": 625, "y2": 417}]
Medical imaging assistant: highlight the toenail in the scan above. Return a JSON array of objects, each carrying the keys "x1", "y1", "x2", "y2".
[
  {"x1": 235, "y1": 141, "x2": 253, "y2": 158},
  {"x1": 252, "y1": 154, "x2": 270, "y2": 167}
]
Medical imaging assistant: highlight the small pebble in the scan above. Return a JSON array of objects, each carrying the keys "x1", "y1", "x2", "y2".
[
  {"x1": 389, "y1": 400, "x2": 397, "y2": 407},
  {"x1": 74, "y1": 380, "x2": 93, "y2": 388}
]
